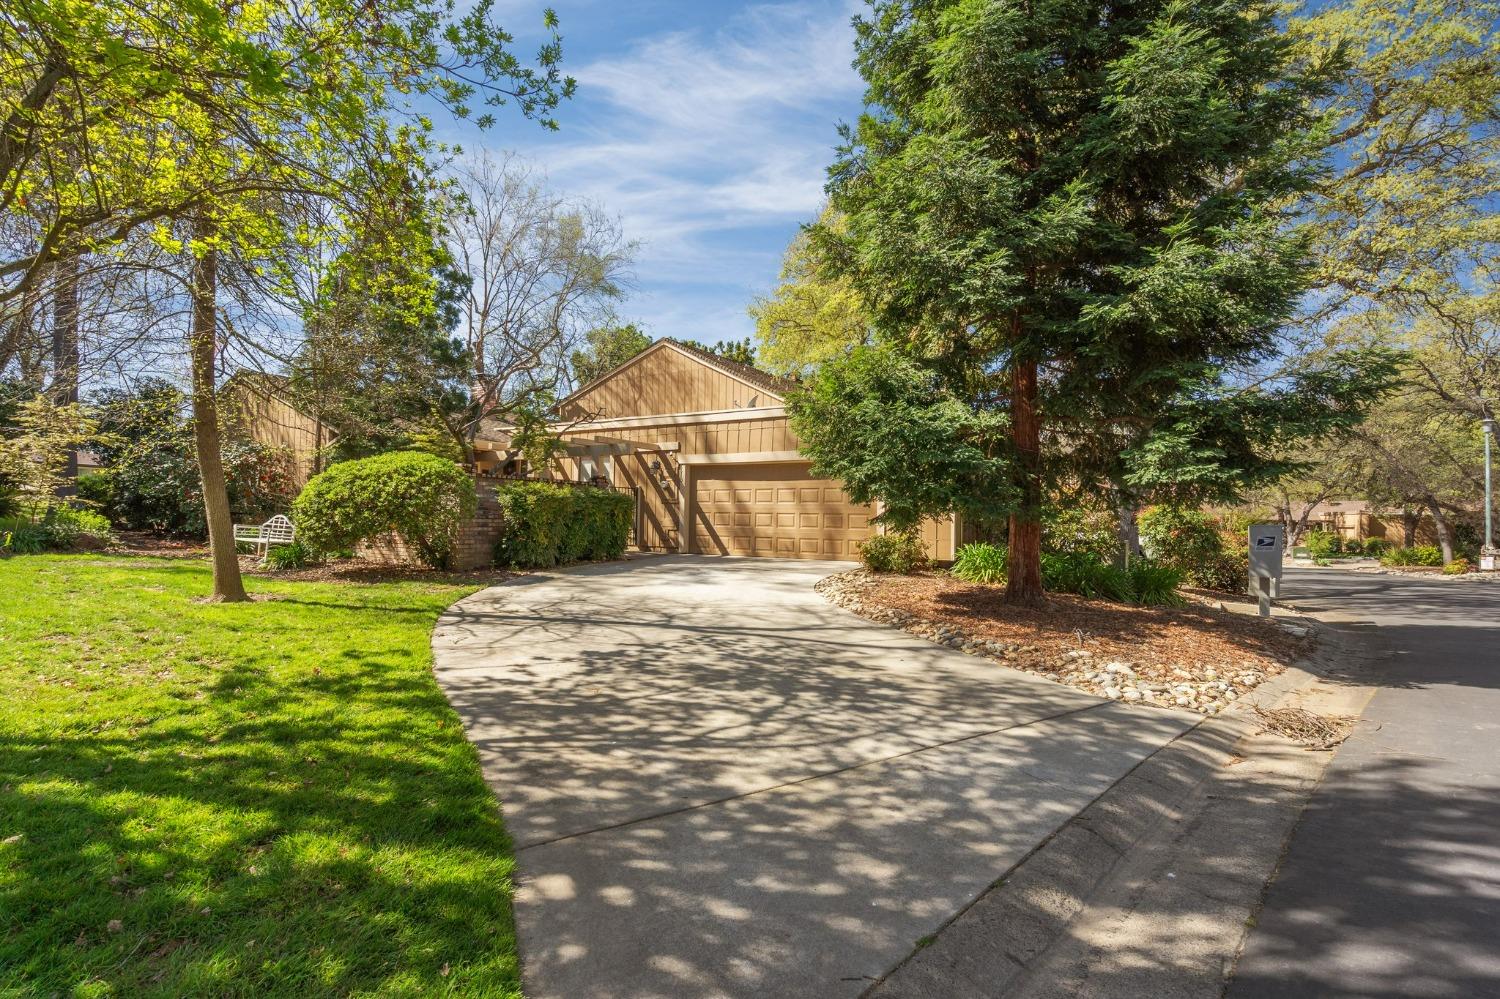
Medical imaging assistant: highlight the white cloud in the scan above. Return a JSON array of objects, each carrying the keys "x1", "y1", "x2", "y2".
[{"x1": 494, "y1": 1, "x2": 865, "y2": 342}]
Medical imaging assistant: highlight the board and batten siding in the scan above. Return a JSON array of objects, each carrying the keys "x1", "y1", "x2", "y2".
[
  {"x1": 558, "y1": 343, "x2": 779, "y2": 421},
  {"x1": 226, "y1": 379, "x2": 327, "y2": 487}
]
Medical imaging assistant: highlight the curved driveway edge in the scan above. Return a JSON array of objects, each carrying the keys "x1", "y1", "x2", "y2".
[{"x1": 432, "y1": 555, "x2": 1197, "y2": 999}]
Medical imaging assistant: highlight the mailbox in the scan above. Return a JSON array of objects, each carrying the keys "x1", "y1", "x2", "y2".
[
  {"x1": 1248, "y1": 524, "x2": 1284, "y2": 616},
  {"x1": 1248, "y1": 524, "x2": 1284, "y2": 579}
]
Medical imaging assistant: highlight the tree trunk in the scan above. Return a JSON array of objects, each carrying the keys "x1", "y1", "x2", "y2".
[
  {"x1": 1111, "y1": 485, "x2": 1140, "y2": 568},
  {"x1": 1425, "y1": 497, "x2": 1454, "y2": 564},
  {"x1": 51, "y1": 252, "x2": 80, "y2": 493},
  {"x1": 1006, "y1": 357, "x2": 1044, "y2": 604},
  {"x1": 1402, "y1": 508, "x2": 1417, "y2": 548},
  {"x1": 188, "y1": 228, "x2": 248, "y2": 603},
  {"x1": 1288, "y1": 499, "x2": 1322, "y2": 548}
]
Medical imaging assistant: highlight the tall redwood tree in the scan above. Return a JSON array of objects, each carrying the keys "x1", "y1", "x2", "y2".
[{"x1": 808, "y1": 0, "x2": 1329, "y2": 603}]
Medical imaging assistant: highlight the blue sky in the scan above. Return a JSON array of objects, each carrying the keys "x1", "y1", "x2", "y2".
[{"x1": 446, "y1": 1, "x2": 867, "y2": 346}]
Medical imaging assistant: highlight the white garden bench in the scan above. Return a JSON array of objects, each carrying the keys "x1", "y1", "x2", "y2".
[{"x1": 233, "y1": 514, "x2": 296, "y2": 555}]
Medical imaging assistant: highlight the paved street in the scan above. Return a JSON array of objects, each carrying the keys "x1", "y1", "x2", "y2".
[
  {"x1": 1230, "y1": 568, "x2": 1500, "y2": 999},
  {"x1": 431, "y1": 555, "x2": 1195, "y2": 999}
]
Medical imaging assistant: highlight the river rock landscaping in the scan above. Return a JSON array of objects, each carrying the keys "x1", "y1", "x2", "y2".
[{"x1": 817, "y1": 569, "x2": 1310, "y2": 714}]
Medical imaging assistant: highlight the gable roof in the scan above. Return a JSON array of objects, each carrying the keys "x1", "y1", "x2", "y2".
[
  {"x1": 661, "y1": 339, "x2": 797, "y2": 398},
  {"x1": 557, "y1": 338, "x2": 796, "y2": 413}
]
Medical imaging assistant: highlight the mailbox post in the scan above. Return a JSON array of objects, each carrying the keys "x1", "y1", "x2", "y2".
[{"x1": 1248, "y1": 524, "x2": 1284, "y2": 617}]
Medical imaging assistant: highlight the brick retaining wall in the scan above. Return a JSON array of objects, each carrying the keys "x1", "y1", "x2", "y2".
[{"x1": 355, "y1": 478, "x2": 507, "y2": 570}]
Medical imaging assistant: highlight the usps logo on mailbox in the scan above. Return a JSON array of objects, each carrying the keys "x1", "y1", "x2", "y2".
[{"x1": 1254, "y1": 536, "x2": 1277, "y2": 549}]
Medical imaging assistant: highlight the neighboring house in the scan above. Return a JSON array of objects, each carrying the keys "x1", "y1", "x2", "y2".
[
  {"x1": 223, "y1": 372, "x2": 334, "y2": 487},
  {"x1": 526, "y1": 339, "x2": 960, "y2": 562}
]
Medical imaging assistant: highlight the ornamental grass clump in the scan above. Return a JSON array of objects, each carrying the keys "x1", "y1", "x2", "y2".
[
  {"x1": 292, "y1": 451, "x2": 474, "y2": 567},
  {"x1": 951, "y1": 542, "x2": 1007, "y2": 584},
  {"x1": 953, "y1": 542, "x2": 1183, "y2": 607}
]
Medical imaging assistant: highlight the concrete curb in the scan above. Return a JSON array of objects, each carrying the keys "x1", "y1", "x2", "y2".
[{"x1": 862, "y1": 612, "x2": 1384, "y2": 999}]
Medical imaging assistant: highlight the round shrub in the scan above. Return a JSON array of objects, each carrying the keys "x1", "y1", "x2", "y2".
[
  {"x1": 1362, "y1": 538, "x2": 1391, "y2": 556},
  {"x1": 1140, "y1": 507, "x2": 1221, "y2": 567},
  {"x1": 1442, "y1": 557, "x2": 1470, "y2": 576},
  {"x1": 1140, "y1": 506, "x2": 1245, "y2": 591},
  {"x1": 1043, "y1": 507, "x2": 1119, "y2": 561},
  {"x1": 1194, "y1": 548, "x2": 1250, "y2": 591},
  {"x1": 859, "y1": 531, "x2": 929, "y2": 574},
  {"x1": 292, "y1": 451, "x2": 474, "y2": 567}
]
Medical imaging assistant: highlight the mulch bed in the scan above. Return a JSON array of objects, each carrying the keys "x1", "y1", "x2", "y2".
[
  {"x1": 818, "y1": 569, "x2": 1311, "y2": 715},
  {"x1": 110, "y1": 531, "x2": 209, "y2": 558}
]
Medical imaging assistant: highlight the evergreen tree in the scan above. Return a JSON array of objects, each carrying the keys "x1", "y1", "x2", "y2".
[{"x1": 798, "y1": 0, "x2": 1332, "y2": 602}]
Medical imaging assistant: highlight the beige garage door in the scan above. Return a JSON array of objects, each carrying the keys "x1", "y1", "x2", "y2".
[{"x1": 692, "y1": 462, "x2": 875, "y2": 560}]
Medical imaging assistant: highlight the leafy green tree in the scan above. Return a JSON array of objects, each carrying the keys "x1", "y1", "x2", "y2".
[
  {"x1": 0, "y1": 395, "x2": 96, "y2": 513},
  {"x1": 571, "y1": 323, "x2": 652, "y2": 386},
  {"x1": 89, "y1": 380, "x2": 294, "y2": 536},
  {"x1": 3, "y1": 0, "x2": 575, "y2": 600},
  {"x1": 800, "y1": 0, "x2": 1328, "y2": 602},
  {"x1": 508, "y1": 389, "x2": 567, "y2": 478},
  {"x1": 290, "y1": 248, "x2": 473, "y2": 465},
  {"x1": 750, "y1": 209, "x2": 869, "y2": 378},
  {"x1": 1101, "y1": 347, "x2": 1399, "y2": 555},
  {"x1": 447, "y1": 152, "x2": 635, "y2": 439},
  {"x1": 1291, "y1": 0, "x2": 1498, "y2": 327}
]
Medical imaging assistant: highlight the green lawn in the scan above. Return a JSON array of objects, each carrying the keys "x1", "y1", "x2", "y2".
[{"x1": 0, "y1": 556, "x2": 521, "y2": 998}]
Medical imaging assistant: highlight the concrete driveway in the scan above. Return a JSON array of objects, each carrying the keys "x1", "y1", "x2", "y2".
[{"x1": 432, "y1": 555, "x2": 1197, "y2": 999}]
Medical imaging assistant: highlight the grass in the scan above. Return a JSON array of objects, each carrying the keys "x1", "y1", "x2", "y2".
[{"x1": 0, "y1": 555, "x2": 521, "y2": 998}]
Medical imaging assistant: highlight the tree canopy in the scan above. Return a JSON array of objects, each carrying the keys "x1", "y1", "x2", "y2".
[
  {"x1": 571, "y1": 323, "x2": 652, "y2": 386},
  {"x1": 795, "y1": 0, "x2": 1338, "y2": 601}
]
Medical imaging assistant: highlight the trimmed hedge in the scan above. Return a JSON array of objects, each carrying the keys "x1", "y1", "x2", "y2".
[
  {"x1": 494, "y1": 481, "x2": 633, "y2": 568},
  {"x1": 292, "y1": 451, "x2": 475, "y2": 567}
]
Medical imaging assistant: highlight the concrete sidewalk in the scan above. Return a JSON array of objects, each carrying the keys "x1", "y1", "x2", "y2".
[
  {"x1": 432, "y1": 555, "x2": 1196, "y2": 999},
  {"x1": 865, "y1": 580, "x2": 1383, "y2": 999}
]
